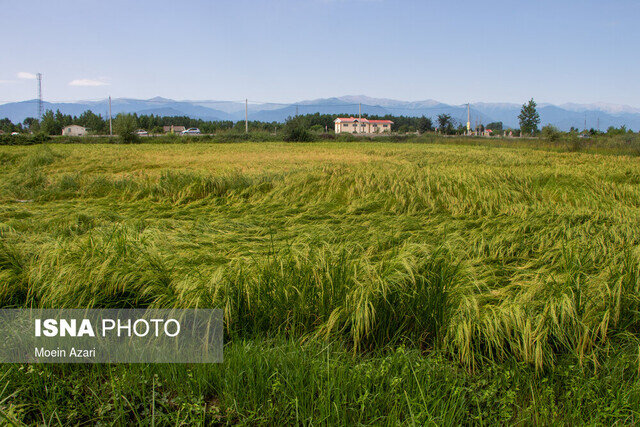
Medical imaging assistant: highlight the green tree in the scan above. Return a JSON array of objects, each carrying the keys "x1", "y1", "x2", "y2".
[
  {"x1": 417, "y1": 116, "x2": 433, "y2": 134},
  {"x1": 114, "y1": 114, "x2": 139, "y2": 143},
  {"x1": 283, "y1": 116, "x2": 313, "y2": 141},
  {"x1": 77, "y1": 110, "x2": 106, "y2": 134},
  {"x1": 437, "y1": 114, "x2": 455, "y2": 135},
  {"x1": 486, "y1": 122, "x2": 503, "y2": 132},
  {"x1": 41, "y1": 110, "x2": 62, "y2": 135},
  {"x1": 0, "y1": 118, "x2": 15, "y2": 133},
  {"x1": 607, "y1": 125, "x2": 632, "y2": 136},
  {"x1": 518, "y1": 99, "x2": 540, "y2": 136},
  {"x1": 397, "y1": 124, "x2": 411, "y2": 134},
  {"x1": 22, "y1": 117, "x2": 40, "y2": 132},
  {"x1": 55, "y1": 109, "x2": 72, "y2": 127}
]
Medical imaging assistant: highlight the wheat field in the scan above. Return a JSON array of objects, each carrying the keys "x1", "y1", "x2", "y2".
[{"x1": 0, "y1": 141, "x2": 639, "y2": 423}]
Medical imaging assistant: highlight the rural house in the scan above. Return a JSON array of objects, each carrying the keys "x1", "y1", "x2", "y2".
[
  {"x1": 334, "y1": 117, "x2": 393, "y2": 134},
  {"x1": 163, "y1": 125, "x2": 186, "y2": 133},
  {"x1": 61, "y1": 125, "x2": 87, "y2": 136}
]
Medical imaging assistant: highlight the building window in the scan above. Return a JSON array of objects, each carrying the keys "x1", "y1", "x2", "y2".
[{"x1": 383, "y1": 124, "x2": 388, "y2": 127}]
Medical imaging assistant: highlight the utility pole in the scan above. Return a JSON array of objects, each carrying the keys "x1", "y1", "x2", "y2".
[
  {"x1": 295, "y1": 104, "x2": 299, "y2": 116},
  {"x1": 108, "y1": 96, "x2": 113, "y2": 136},
  {"x1": 359, "y1": 103, "x2": 361, "y2": 134},
  {"x1": 245, "y1": 98, "x2": 248, "y2": 134},
  {"x1": 466, "y1": 103, "x2": 470, "y2": 136},
  {"x1": 584, "y1": 113, "x2": 587, "y2": 131},
  {"x1": 36, "y1": 73, "x2": 43, "y2": 120},
  {"x1": 597, "y1": 117, "x2": 600, "y2": 132}
]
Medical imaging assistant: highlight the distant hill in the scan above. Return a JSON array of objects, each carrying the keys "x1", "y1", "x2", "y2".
[{"x1": 1, "y1": 95, "x2": 639, "y2": 131}]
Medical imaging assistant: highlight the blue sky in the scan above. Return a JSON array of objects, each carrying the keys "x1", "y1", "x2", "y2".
[{"x1": 2, "y1": 0, "x2": 639, "y2": 106}]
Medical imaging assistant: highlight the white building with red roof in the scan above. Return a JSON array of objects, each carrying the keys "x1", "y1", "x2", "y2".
[{"x1": 334, "y1": 117, "x2": 393, "y2": 134}]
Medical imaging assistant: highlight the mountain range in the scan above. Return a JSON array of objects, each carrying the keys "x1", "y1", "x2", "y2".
[{"x1": 2, "y1": 96, "x2": 639, "y2": 132}]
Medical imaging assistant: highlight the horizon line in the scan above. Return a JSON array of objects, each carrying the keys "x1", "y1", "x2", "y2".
[{"x1": 1, "y1": 96, "x2": 639, "y2": 111}]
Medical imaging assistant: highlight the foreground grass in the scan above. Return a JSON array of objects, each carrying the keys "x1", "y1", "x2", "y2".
[
  {"x1": 2, "y1": 339, "x2": 639, "y2": 425},
  {"x1": 1, "y1": 141, "x2": 640, "y2": 423}
]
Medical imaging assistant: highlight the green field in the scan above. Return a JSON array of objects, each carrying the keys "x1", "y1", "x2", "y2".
[{"x1": 1, "y1": 140, "x2": 640, "y2": 424}]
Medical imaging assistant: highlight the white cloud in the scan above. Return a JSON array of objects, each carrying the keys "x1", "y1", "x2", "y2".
[
  {"x1": 68, "y1": 78, "x2": 109, "y2": 87},
  {"x1": 17, "y1": 72, "x2": 37, "y2": 79}
]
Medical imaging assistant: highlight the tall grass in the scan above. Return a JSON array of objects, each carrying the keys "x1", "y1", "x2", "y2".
[
  {"x1": 3, "y1": 142, "x2": 640, "y2": 423},
  {"x1": 2, "y1": 142, "x2": 640, "y2": 370},
  {"x1": 6, "y1": 338, "x2": 638, "y2": 425}
]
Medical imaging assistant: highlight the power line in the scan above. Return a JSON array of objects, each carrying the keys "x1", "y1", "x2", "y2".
[
  {"x1": 109, "y1": 96, "x2": 112, "y2": 136},
  {"x1": 37, "y1": 73, "x2": 43, "y2": 120}
]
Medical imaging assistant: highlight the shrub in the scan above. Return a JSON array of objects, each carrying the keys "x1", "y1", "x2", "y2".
[
  {"x1": 336, "y1": 133, "x2": 356, "y2": 142},
  {"x1": 566, "y1": 136, "x2": 585, "y2": 152},
  {"x1": 114, "y1": 114, "x2": 139, "y2": 144},
  {"x1": 32, "y1": 132, "x2": 51, "y2": 144},
  {"x1": 0, "y1": 134, "x2": 28, "y2": 146},
  {"x1": 541, "y1": 125, "x2": 562, "y2": 142},
  {"x1": 281, "y1": 115, "x2": 315, "y2": 142},
  {"x1": 283, "y1": 127, "x2": 314, "y2": 142}
]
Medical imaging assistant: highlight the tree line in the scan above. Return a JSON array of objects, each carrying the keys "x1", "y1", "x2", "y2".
[
  {"x1": 1, "y1": 100, "x2": 637, "y2": 138},
  {"x1": 2, "y1": 110, "x2": 440, "y2": 136},
  {"x1": 1, "y1": 110, "x2": 282, "y2": 135}
]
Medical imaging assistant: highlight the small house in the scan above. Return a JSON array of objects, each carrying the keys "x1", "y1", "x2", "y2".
[
  {"x1": 163, "y1": 125, "x2": 186, "y2": 133},
  {"x1": 334, "y1": 117, "x2": 393, "y2": 134},
  {"x1": 62, "y1": 125, "x2": 87, "y2": 136}
]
